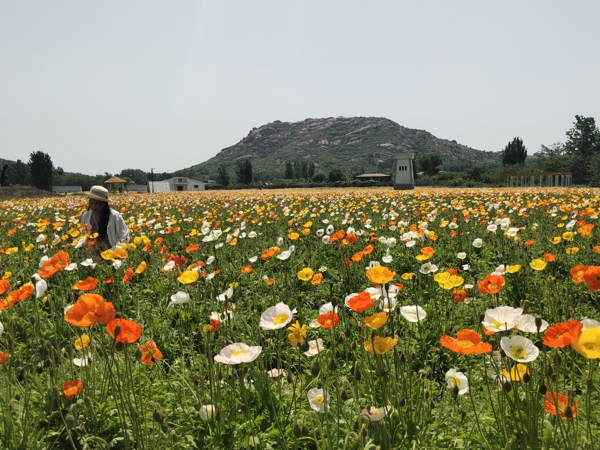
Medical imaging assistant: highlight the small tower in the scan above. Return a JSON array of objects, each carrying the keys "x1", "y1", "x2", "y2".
[{"x1": 394, "y1": 152, "x2": 415, "y2": 190}]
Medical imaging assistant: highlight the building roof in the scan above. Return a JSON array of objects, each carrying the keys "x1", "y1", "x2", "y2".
[
  {"x1": 395, "y1": 152, "x2": 415, "y2": 159},
  {"x1": 104, "y1": 176, "x2": 128, "y2": 184},
  {"x1": 355, "y1": 173, "x2": 391, "y2": 178}
]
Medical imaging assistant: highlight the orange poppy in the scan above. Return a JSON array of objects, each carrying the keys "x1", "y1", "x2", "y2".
[
  {"x1": 329, "y1": 229, "x2": 346, "y2": 242},
  {"x1": 345, "y1": 233, "x2": 357, "y2": 244},
  {"x1": 241, "y1": 265, "x2": 253, "y2": 274},
  {"x1": 570, "y1": 264, "x2": 587, "y2": 283},
  {"x1": 317, "y1": 311, "x2": 340, "y2": 329},
  {"x1": 0, "y1": 292, "x2": 19, "y2": 311},
  {"x1": 107, "y1": 318, "x2": 142, "y2": 344},
  {"x1": 0, "y1": 280, "x2": 9, "y2": 295},
  {"x1": 264, "y1": 277, "x2": 275, "y2": 285},
  {"x1": 478, "y1": 274, "x2": 505, "y2": 295},
  {"x1": 594, "y1": 246, "x2": 600, "y2": 254},
  {"x1": 311, "y1": 273, "x2": 323, "y2": 286},
  {"x1": 0, "y1": 350, "x2": 10, "y2": 364},
  {"x1": 73, "y1": 277, "x2": 99, "y2": 291},
  {"x1": 142, "y1": 242, "x2": 152, "y2": 252},
  {"x1": 452, "y1": 289, "x2": 467, "y2": 302},
  {"x1": 543, "y1": 391, "x2": 577, "y2": 418},
  {"x1": 170, "y1": 255, "x2": 186, "y2": 267},
  {"x1": 135, "y1": 261, "x2": 147, "y2": 274},
  {"x1": 122, "y1": 268, "x2": 134, "y2": 283},
  {"x1": 583, "y1": 266, "x2": 600, "y2": 291},
  {"x1": 524, "y1": 240, "x2": 536, "y2": 247},
  {"x1": 64, "y1": 294, "x2": 115, "y2": 327},
  {"x1": 543, "y1": 253, "x2": 556, "y2": 263},
  {"x1": 139, "y1": 339, "x2": 163, "y2": 365},
  {"x1": 440, "y1": 329, "x2": 492, "y2": 355},
  {"x1": 366, "y1": 266, "x2": 395, "y2": 285},
  {"x1": 344, "y1": 257, "x2": 353, "y2": 269},
  {"x1": 446, "y1": 268, "x2": 458, "y2": 276},
  {"x1": 347, "y1": 292, "x2": 375, "y2": 312},
  {"x1": 185, "y1": 243, "x2": 199, "y2": 253},
  {"x1": 420, "y1": 247, "x2": 436, "y2": 257},
  {"x1": 62, "y1": 380, "x2": 83, "y2": 398},
  {"x1": 543, "y1": 321, "x2": 583, "y2": 347},
  {"x1": 362, "y1": 245, "x2": 374, "y2": 255},
  {"x1": 155, "y1": 237, "x2": 164, "y2": 246},
  {"x1": 351, "y1": 251, "x2": 364, "y2": 262},
  {"x1": 209, "y1": 319, "x2": 220, "y2": 332},
  {"x1": 103, "y1": 277, "x2": 114, "y2": 284}
]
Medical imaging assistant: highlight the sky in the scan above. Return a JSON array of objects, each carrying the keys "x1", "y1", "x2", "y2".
[{"x1": 1, "y1": 1, "x2": 600, "y2": 176}]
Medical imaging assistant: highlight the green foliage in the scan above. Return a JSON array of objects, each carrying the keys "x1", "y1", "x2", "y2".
[
  {"x1": 327, "y1": 168, "x2": 345, "y2": 182},
  {"x1": 28, "y1": 151, "x2": 54, "y2": 190},
  {"x1": 564, "y1": 115, "x2": 600, "y2": 183},
  {"x1": 6, "y1": 159, "x2": 31, "y2": 186},
  {"x1": 418, "y1": 153, "x2": 443, "y2": 176},
  {"x1": 235, "y1": 159, "x2": 253, "y2": 184},
  {"x1": 501, "y1": 137, "x2": 527, "y2": 165},
  {"x1": 120, "y1": 169, "x2": 148, "y2": 185},
  {"x1": 217, "y1": 165, "x2": 230, "y2": 186},
  {"x1": 0, "y1": 164, "x2": 8, "y2": 187}
]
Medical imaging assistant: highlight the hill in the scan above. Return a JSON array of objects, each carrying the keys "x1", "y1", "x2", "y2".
[{"x1": 179, "y1": 116, "x2": 499, "y2": 181}]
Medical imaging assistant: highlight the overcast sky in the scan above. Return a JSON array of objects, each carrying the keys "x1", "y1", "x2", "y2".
[{"x1": 1, "y1": 1, "x2": 599, "y2": 175}]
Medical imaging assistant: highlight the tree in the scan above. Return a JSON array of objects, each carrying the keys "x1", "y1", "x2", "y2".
[
  {"x1": 328, "y1": 168, "x2": 345, "y2": 183},
  {"x1": 284, "y1": 162, "x2": 294, "y2": 179},
  {"x1": 217, "y1": 165, "x2": 230, "y2": 186},
  {"x1": 235, "y1": 159, "x2": 253, "y2": 185},
  {"x1": 7, "y1": 159, "x2": 31, "y2": 186},
  {"x1": 308, "y1": 162, "x2": 315, "y2": 178},
  {"x1": 28, "y1": 151, "x2": 54, "y2": 191},
  {"x1": 419, "y1": 153, "x2": 443, "y2": 176},
  {"x1": 501, "y1": 137, "x2": 527, "y2": 165},
  {"x1": 564, "y1": 116, "x2": 600, "y2": 183}
]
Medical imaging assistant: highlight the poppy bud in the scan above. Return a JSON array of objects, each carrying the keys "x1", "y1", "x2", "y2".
[
  {"x1": 361, "y1": 425, "x2": 368, "y2": 437},
  {"x1": 331, "y1": 297, "x2": 338, "y2": 308},
  {"x1": 478, "y1": 313, "x2": 485, "y2": 323},
  {"x1": 539, "y1": 301, "x2": 545, "y2": 311},
  {"x1": 113, "y1": 325, "x2": 121, "y2": 339},
  {"x1": 535, "y1": 316, "x2": 543, "y2": 332},
  {"x1": 301, "y1": 425, "x2": 309, "y2": 436},
  {"x1": 240, "y1": 403, "x2": 248, "y2": 414},
  {"x1": 523, "y1": 372, "x2": 531, "y2": 384},
  {"x1": 340, "y1": 389, "x2": 349, "y2": 401},
  {"x1": 215, "y1": 411, "x2": 221, "y2": 421},
  {"x1": 310, "y1": 361, "x2": 320, "y2": 377},
  {"x1": 299, "y1": 341, "x2": 309, "y2": 352},
  {"x1": 564, "y1": 406, "x2": 573, "y2": 419},
  {"x1": 353, "y1": 420, "x2": 360, "y2": 431},
  {"x1": 354, "y1": 367, "x2": 362, "y2": 381},
  {"x1": 429, "y1": 400, "x2": 435, "y2": 409},
  {"x1": 293, "y1": 423, "x2": 302, "y2": 438},
  {"x1": 344, "y1": 328, "x2": 351, "y2": 339},
  {"x1": 452, "y1": 386, "x2": 459, "y2": 398},
  {"x1": 553, "y1": 351, "x2": 562, "y2": 368},
  {"x1": 424, "y1": 389, "x2": 430, "y2": 399},
  {"x1": 351, "y1": 341, "x2": 357, "y2": 351},
  {"x1": 328, "y1": 358, "x2": 338, "y2": 371},
  {"x1": 353, "y1": 437, "x2": 361, "y2": 449},
  {"x1": 115, "y1": 342, "x2": 125, "y2": 352},
  {"x1": 65, "y1": 414, "x2": 76, "y2": 430},
  {"x1": 170, "y1": 430, "x2": 178, "y2": 443},
  {"x1": 160, "y1": 423, "x2": 168, "y2": 434},
  {"x1": 545, "y1": 366, "x2": 553, "y2": 377},
  {"x1": 539, "y1": 384, "x2": 547, "y2": 395},
  {"x1": 84, "y1": 396, "x2": 94, "y2": 414},
  {"x1": 460, "y1": 411, "x2": 467, "y2": 421},
  {"x1": 503, "y1": 381, "x2": 512, "y2": 392},
  {"x1": 153, "y1": 408, "x2": 165, "y2": 424},
  {"x1": 521, "y1": 300, "x2": 530, "y2": 313},
  {"x1": 255, "y1": 303, "x2": 263, "y2": 313},
  {"x1": 399, "y1": 398, "x2": 406, "y2": 407}
]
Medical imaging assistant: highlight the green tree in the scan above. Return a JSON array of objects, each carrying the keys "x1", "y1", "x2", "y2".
[
  {"x1": 28, "y1": 151, "x2": 54, "y2": 190},
  {"x1": 120, "y1": 169, "x2": 148, "y2": 184},
  {"x1": 235, "y1": 159, "x2": 253, "y2": 185},
  {"x1": 0, "y1": 164, "x2": 8, "y2": 187},
  {"x1": 308, "y1": 162, "x2": 315, "y2": 178},
  {"x1": 328, "y1": 168, "x2": 345, "y2": 183},
  {"x1": 501, "y1": 137, "x2": 527, "y2": 165},
  {"x1": 7, "y1": 159, "x2": 30, "y2": 186},
  {"x1": 217, "y1": 165, "x2": 230, "y2": 186},
  {"x1": 564, "y1": 115, "x2": 599, "y2": 183},
  {"x1": 419, "y1": 153, "x2": 443, "y2": 176},
  {"x1": 284, "y1": 162, "x2": 294, "y2": 179}
]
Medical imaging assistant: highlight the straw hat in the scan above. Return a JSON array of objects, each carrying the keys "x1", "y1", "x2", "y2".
[{"x1": 87, "y1": 185, "x2": 110, "y2": 202}]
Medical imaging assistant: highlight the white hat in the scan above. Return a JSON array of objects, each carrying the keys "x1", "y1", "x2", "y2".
[{"x1": 87, "y1": 186, "x2": 109, "y2": 202}]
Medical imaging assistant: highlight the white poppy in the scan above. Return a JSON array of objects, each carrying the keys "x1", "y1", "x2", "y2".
[
  {"x1": 316, "y1": 229, "x2": 325, "y2": 237},
  {"x1": 214, "y1": 343, "x2": 262, "y2": 365},
  {"x1": 400, "y1": 305, "x2": 427, "y2": 323},
  {"x1": 81, "y1": 258, "x2": 97, "y2": 268},
  {"x1": 199, "y1": 405, "x2": 216, "y2": 421},
  {"x1": 206, "y1": 256, "x2": 215, "y2": 265},
  {"x1": 405, "y1": 240, "x2": 416, "y2": 248},
  {"x1": 516, "y1": 314, "x2": 549, "y2": 333},
  {"x1": 214, "y1": 243, "x2": 224, "y2": 249},
  {"x1": 419, "y1": 262, "x2": 439, "y2": 274},
  {"x1": 321, "y1": 235, "x2": 331, "y2": 244},
  {"x1": 382, "y1": 254, "x2": 393, "y2": 264},
  {"x1": 267, "y1": 368, "x2": 287, "y2": 378},
  {"x1": 64, "y1": 263, "x2": 78, "y2": 271},
  {"x1": 361, "y1": 405, "x2": 391, "y2": 421},
  {"x1": 457, "y1": 252, "x2": 467, "y2": 260},
  {"x1": 248, "y1": 231, "x2": 257, "y2": 238},
  {"x1": 216, "y1": 287, "x2": 234, "y2": 302},
  {"x1": 38, "y1": 255, "x2": 49, "y2": 268},
  {"x1": 448, "y1": 222, "x2": 458, "y2": 230},
  {"x1": 0, "y1": 321, "x2": 4, "y2": 337},
  {"x1": 581, "y1": 318, "x2": 600, "y2": 331},
  {"x1": 307, "y1": 388, "x2": 329, "y2": 413},
  {"x1": 73, "y1": 353, "x2": 93, "y2": 367},
  {"x1": 169, "y1": 291, "x2": 190, "y2": 308},
  {"x1": 472, "y1": 238, "x2": 483, "y2": 248},
  {"x1": 36, "y1": 233, "x2": 46, "y2": 243},
  {"x1": 500, "y1": 335, "x2": 539, "y2": 363},
  {"x1": 248, "y1": 256, "x2": 258, "y2": 263},
  {"x1": 210, "y1": 310, "x2": 234, "y2": 322},
  {"x1": 112, "y1": 260, "x2": 123, "y2": 269},
  {"x1": 33, "y1": 275, "x2": 47, "y2": 299},
  {"x1": 259, "y1": 302, "x2": 296, "y2": 330},
  {"x1": 481, "y1": 306, "x2": 523, "y2": 333},
  {"x1": 445, "y1": 369, "x2": 469, "y2": 395},
  {"x1": 303, "y1": 338, "x2": 324, "y2": 357},
  {"x1": 487, "y1": 224, "x2": 498, "y2": 233},
  {"x1": 277, "y1": 250, "x2": 292, "y2": 260},
  {"x1": 379, "y1": 296, "x2": 397, "y2": 313}
]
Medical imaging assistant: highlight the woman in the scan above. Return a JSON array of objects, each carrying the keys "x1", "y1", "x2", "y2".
[{"x1": 81, "y1": 186, "x2": 130, "y2": 250}]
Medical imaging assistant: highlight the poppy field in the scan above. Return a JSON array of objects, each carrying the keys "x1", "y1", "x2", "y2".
[{"x1": 1, "y1": 187, "x2": 600, "y2": 449}]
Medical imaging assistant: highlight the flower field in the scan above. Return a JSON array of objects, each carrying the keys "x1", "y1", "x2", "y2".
[{"x1": 1, "y1": 187, "x2": 600, "y2": 449}]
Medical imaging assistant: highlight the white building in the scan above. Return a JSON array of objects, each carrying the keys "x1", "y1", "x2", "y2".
[
  {"x1": 394, "y1": 152, "x2": 415, "y2": 190},
  {"x1": 148, "y1": 177, "x2": 206, "y2": 192}
]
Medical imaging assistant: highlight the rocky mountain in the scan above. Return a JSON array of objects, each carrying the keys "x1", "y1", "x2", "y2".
[{"x1": 179, "y1": 116, "x2": 499, "y2": 181}]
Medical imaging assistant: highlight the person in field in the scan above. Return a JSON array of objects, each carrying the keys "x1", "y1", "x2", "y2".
[{"x1": 81, "y1": 185, "x2": 130, "y2": 250}]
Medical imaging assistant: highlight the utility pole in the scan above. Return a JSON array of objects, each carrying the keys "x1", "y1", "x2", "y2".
[{"x1": 150, "y1": 168, "x2": 154, "y2": 193}]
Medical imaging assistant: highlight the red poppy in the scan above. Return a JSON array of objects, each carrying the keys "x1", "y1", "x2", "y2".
[
  {"x1": 209, "y1": 319, "x2": 220, "y2": 332},
  {"x1": 317, "y1": 311, "x2": 340, "y2": 329},
  {"x1": 583, "y1": 266, "x2": 600, "y2": 291},
  {"x1": 542, "y1": 321, "x2": 583, "y2": 347},
  {"x1": 139, "y1": 339, "x2": 163, "y2": 365},
  {"x1": 440, "y1": 329, "x2": 492, "y2": 355},
  {"x1": 107, "y1": 318, "x2": 142, "y2": 344},
  {"x1": 0, "y1": 350, "x2": 10, "y2": 364},
  {"x1": 478, "y1": 274, "x2": 505, "y2": 295},
  {"x1": 62, "y1": 380, "x2": 83, "y2": 398},
  {"x1": 347, "y1": 292, "x2": 375, "y2": 312},
  {"x1": 344, "y1": 258, "x2": 353, "y2": 269},
  {"x1": 345, "y1": 233, "x2": 357, "y2": 244},
  {"x1": 543, "y1": 391, "x2": 577, "y2": 418}
]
